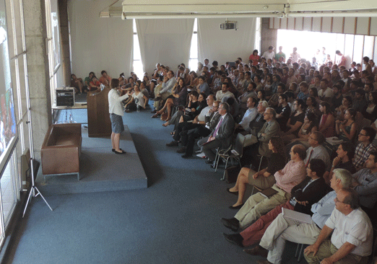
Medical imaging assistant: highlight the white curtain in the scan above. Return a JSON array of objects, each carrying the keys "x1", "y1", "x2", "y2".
[
  {"x1": 136, "y1": 19, "x2": 194, "y2": 75},
  {"x1": 68, "y1": 0, "x2": 133, "y2": 80},
  {"x1": 198, "y1": 18, "x2": 257, "y2": 65}
]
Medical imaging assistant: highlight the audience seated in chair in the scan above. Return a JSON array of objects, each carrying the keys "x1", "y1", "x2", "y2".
[
  {"x1": 223, "y1": 159, "x2": 329, "y2": 258},
  {"x1": 353, "y1": 127, "x2": 377, "y2": 170},
  {"x1": 351, "y1": 151, "x2": 377, "y2": 221},
  {"x1": 221, "y1": 144, "x2": 307, "y2": 229},
  {"x1": 227, "y1": 137, "x2": 287, "y2": 208},
  {"x1": 253, "y1": 169, "x2": 353, "y2": 264},
  {"x1": 202, "y1": 102, "x2": 235, "y2": 165},
  {"x1": 304, "y1": 189, "x2": 372, "y2": 264},
  {"x1": 179, "y1": 100, "x2": 221, "y2": 158}
]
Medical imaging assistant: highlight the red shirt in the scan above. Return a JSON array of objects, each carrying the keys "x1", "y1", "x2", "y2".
[{"x1": 249, "y1": 55, "x2": 260, "y2": 66}]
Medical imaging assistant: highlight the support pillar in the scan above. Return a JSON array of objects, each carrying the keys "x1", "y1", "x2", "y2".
[
  {"x1": 260, "y1": 18, "x2": 278, "y2": 55},
  {"x1": 58, "y1": 0, "x2": 71, "y2": 85},
  {"x1": 23, "y1": 0, "x2": 51, "y2": 160}
]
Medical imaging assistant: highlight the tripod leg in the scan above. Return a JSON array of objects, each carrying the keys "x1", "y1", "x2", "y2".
[
  {"x1": 34, "y1": 187, "x2": 53, "y2": 211},
  {"x1": 22, "y1": 188, "x2": 35, "y2": 218}
]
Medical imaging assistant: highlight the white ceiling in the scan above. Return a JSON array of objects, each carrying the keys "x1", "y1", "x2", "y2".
[{"x1": 100, "y1": 0, "x2": 377, "y2": 19}]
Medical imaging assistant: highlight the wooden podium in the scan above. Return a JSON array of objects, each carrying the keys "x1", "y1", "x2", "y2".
[{"x1": 87, "y1": 88, "x2": 112, "y2": 137}]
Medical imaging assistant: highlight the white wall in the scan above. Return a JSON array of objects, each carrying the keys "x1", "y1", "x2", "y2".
[
  {"x1": 136, "y1": 19, "x2": 194, "y2": 75},
  {"x1": 198, "y1": 18, "x2": 257, "y2": 65},
  {"x1": 68, "y1": 0, "x2": 133, "y2": 80}
]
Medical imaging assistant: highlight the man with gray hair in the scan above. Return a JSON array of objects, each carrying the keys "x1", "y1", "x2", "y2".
[
  {"x1": 254, "y1": 169, "x2": 353, "y2": 264},
  {"x1": 304, "y1": 188, "x2": 372, "y2": 264},
  {"x1": 256, "y1": 107, "x2": 281, "y2": 157},
  {"x1": 202, "y1": 102, "x2": 235, "y2": 165}
]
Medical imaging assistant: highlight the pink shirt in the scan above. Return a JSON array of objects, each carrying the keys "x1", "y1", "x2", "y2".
[{"x1": 274, "y1": 160, "x2": 306, "y2": 193}]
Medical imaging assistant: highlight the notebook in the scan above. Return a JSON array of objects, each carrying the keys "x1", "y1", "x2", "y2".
[{"x1": 259, "y1": 188, "x2": 278, "y2": 199}]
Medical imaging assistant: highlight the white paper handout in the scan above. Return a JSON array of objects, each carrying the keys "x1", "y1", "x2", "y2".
[{"x1": 282, "y1": 208, "x2": 313, "y2": 224}]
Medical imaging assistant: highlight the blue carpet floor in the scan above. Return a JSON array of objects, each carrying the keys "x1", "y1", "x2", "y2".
[{"x1": 7, "y1": 104, "x2": 302, "y2": 264}]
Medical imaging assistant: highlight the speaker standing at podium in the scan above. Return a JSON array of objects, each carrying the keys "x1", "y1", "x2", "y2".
[{"x1": 108, "y1": 79, "x2": 129, "y2": 154}]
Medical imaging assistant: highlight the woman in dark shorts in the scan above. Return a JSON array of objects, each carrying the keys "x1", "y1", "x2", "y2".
[
  {"x1": 108, "y1": 79, "x2": 129, "y2": 154},
  {"x1": 227, "y1": 137, "x2": 287, "y2": 208}
]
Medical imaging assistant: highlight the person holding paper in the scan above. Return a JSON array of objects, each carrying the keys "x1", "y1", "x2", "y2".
[
  {"x1": 304, "y1": 189, "x2": 372, "y2": 264},
  {"x1": 253, "y1": 168, "x2": 353, "y2": 264},
  {"x1": 223, "y1": 159, "x2": 329, "y2": 251},
  {"x1": 221, "y1": 145, "x2": 307, "y2": 232}
]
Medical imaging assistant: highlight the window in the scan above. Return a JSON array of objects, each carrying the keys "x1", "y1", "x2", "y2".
[
  {"x1": 133, "y1": 19, "x2": 143, "y2": 79},
  {"x1": 189, "y1": 18, "x2": 198, "y2": 71}
]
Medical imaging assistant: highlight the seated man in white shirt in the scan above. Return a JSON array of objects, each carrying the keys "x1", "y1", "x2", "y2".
[
  {"x1": 216, "y1": 82, "x2": 235, "y2": 102},
  {"x1": 318, "y1": 79, "x2": 334, "y2": 103},
  {"x1": 234, "y1": 97, "x2": 258, "y2": 133},
  {"x1": 262, "y1": 46, "x2": 275, "y2": 61},
  {"x1": 255, "y1": 169, "x2": 353, "y2": 264},
  {"x1": 304, "y1": 188, "x2": 373, "y2": 264}
]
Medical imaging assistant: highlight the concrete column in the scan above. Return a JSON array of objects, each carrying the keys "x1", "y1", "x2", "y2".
[
  {"x1": 58, "y1": 0, "x2": 71, "y2": 85},
  {"x1": 23, "y1": 0, "x2": 51, "y2": 160},
  {"x1": 260, "y1": 18, "x2": 278, "y2": 55}
]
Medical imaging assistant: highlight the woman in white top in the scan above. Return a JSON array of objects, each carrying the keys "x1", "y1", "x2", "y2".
[
  {"x1": 124, "y1": 84, "x2": 148, "y2": 111},
  {"x1": 108, "y1": 79, "x2": 129, "y2": 154}
]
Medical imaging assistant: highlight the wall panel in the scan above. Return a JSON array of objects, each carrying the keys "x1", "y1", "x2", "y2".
[
  {"x1": 312, "y1": 17, "x2": 321, "y2": 32},
  {"x1": 303, "y1": 17, "x2": 311, "y2": 31},
  {"x1": 281, "y1": 18, "x2": 287, "y2": 29},
  {"x1": 356, "y1": 17, "x2": 369, "y2": 35},
  {"x1": 371, "y1": 18, "x2": 377, "y2": 36},
  {"x1": 269, "y1": 18, "x2": 274, "y2": 29},
  {"x1": 322, "y1": 17, "x2": 332, "y2": 33},
  {"x1": 295, "y1": 17, "x2": 303, "y2": 31},
  {"x1": 287, "y1": 18, "x2": 295, "y2": 30},
  {"x1": 344, "y1": 17, "x2": 356, "y2": 34},
  {"x1": 332, "y1": 17, "x2": 343, "y2": 33},
  {"x1": 274, "y1": 17, "x2": 279, "y2": 29}
]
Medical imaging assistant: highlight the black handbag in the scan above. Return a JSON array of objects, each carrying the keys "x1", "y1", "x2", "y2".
[{"x1": 224, "y1": 165, "x2": 241, "y2": 184}]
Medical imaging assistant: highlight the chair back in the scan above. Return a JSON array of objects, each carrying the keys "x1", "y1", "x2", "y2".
[{"x1": 234, "y1": 133, "x2": 245, "y2": 158}]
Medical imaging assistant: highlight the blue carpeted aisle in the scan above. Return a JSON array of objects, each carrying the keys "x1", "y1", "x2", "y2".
[{"x1": 7, "y1": 104, "x2": 301, "y2": 264}]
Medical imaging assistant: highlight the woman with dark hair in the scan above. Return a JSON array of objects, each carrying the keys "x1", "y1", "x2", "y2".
[
  {"x1": 287, "y1": 112, "x2": 318, "y2": 149},
  {"x1": 224, "y1": 77, "x2": 238, "y2": 96},
  {"x1": 325, "y1": 142, "x2": 356, "y2": 184},
  {"x1": 189, "y1": 71, "x2": 199, "y2": 86},
  {"x1": 196, "y1": 76, "x2": 210, "y2": 96},
  {"x1": 334, "y1": 96, "x2": 352, "y2": 120},
  {"x1": 249, "y1": 49, "x2": 260, "y2": 66},
  {"x1": 362, "y1": 92, "x2": 377, "y2": 122},
  {"x1": 124, "y1": 84, "x2": 148, "y2": 112},
  {"x1": 108, "y1": 78, "x2": 130, "y2": 154},
  {"x1": 227, "y1": 137, "x2": 287, "y2": 208},
  {"x1": 257, "y1": 90, "x2": 266, "y2": 104},
  {"x1": 155, "y1": 78, "x2": 187, "y2": 122},
  {"x1": 309, "y1": 87, "x2": 321, "y2": 104},
  {"x1": 318, "y1": 101, "x2": 335, "y2": 137},
  {"x1": 281, "y1": 99, "x2": 306, "y2": 142},
  {"x1": 254, "y1": 75, "x2": 264, "y2": 91},
  {"x1": 305, "y1": 96, "x2": 321, "y2": 119},
  {"x1": 336, "y1": 108, "x2": 357, "y2": 142}
]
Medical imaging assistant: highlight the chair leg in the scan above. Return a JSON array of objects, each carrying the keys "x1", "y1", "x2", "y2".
[
  {"x1": 221, "y1": 157, "x2": 230, "y2": 181},
  {"x1": 295, "y1": 243, "x2": 301, "y2": 258},
  {"x1": 258, "y1": 156, "x2": 264, "y2": 171},
  {"x1": 214, "y1": 153, "x2": 219, "y2": 172},
  {"x1": 297, "y1": 244, "x2": 304, "y2": 262}
]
